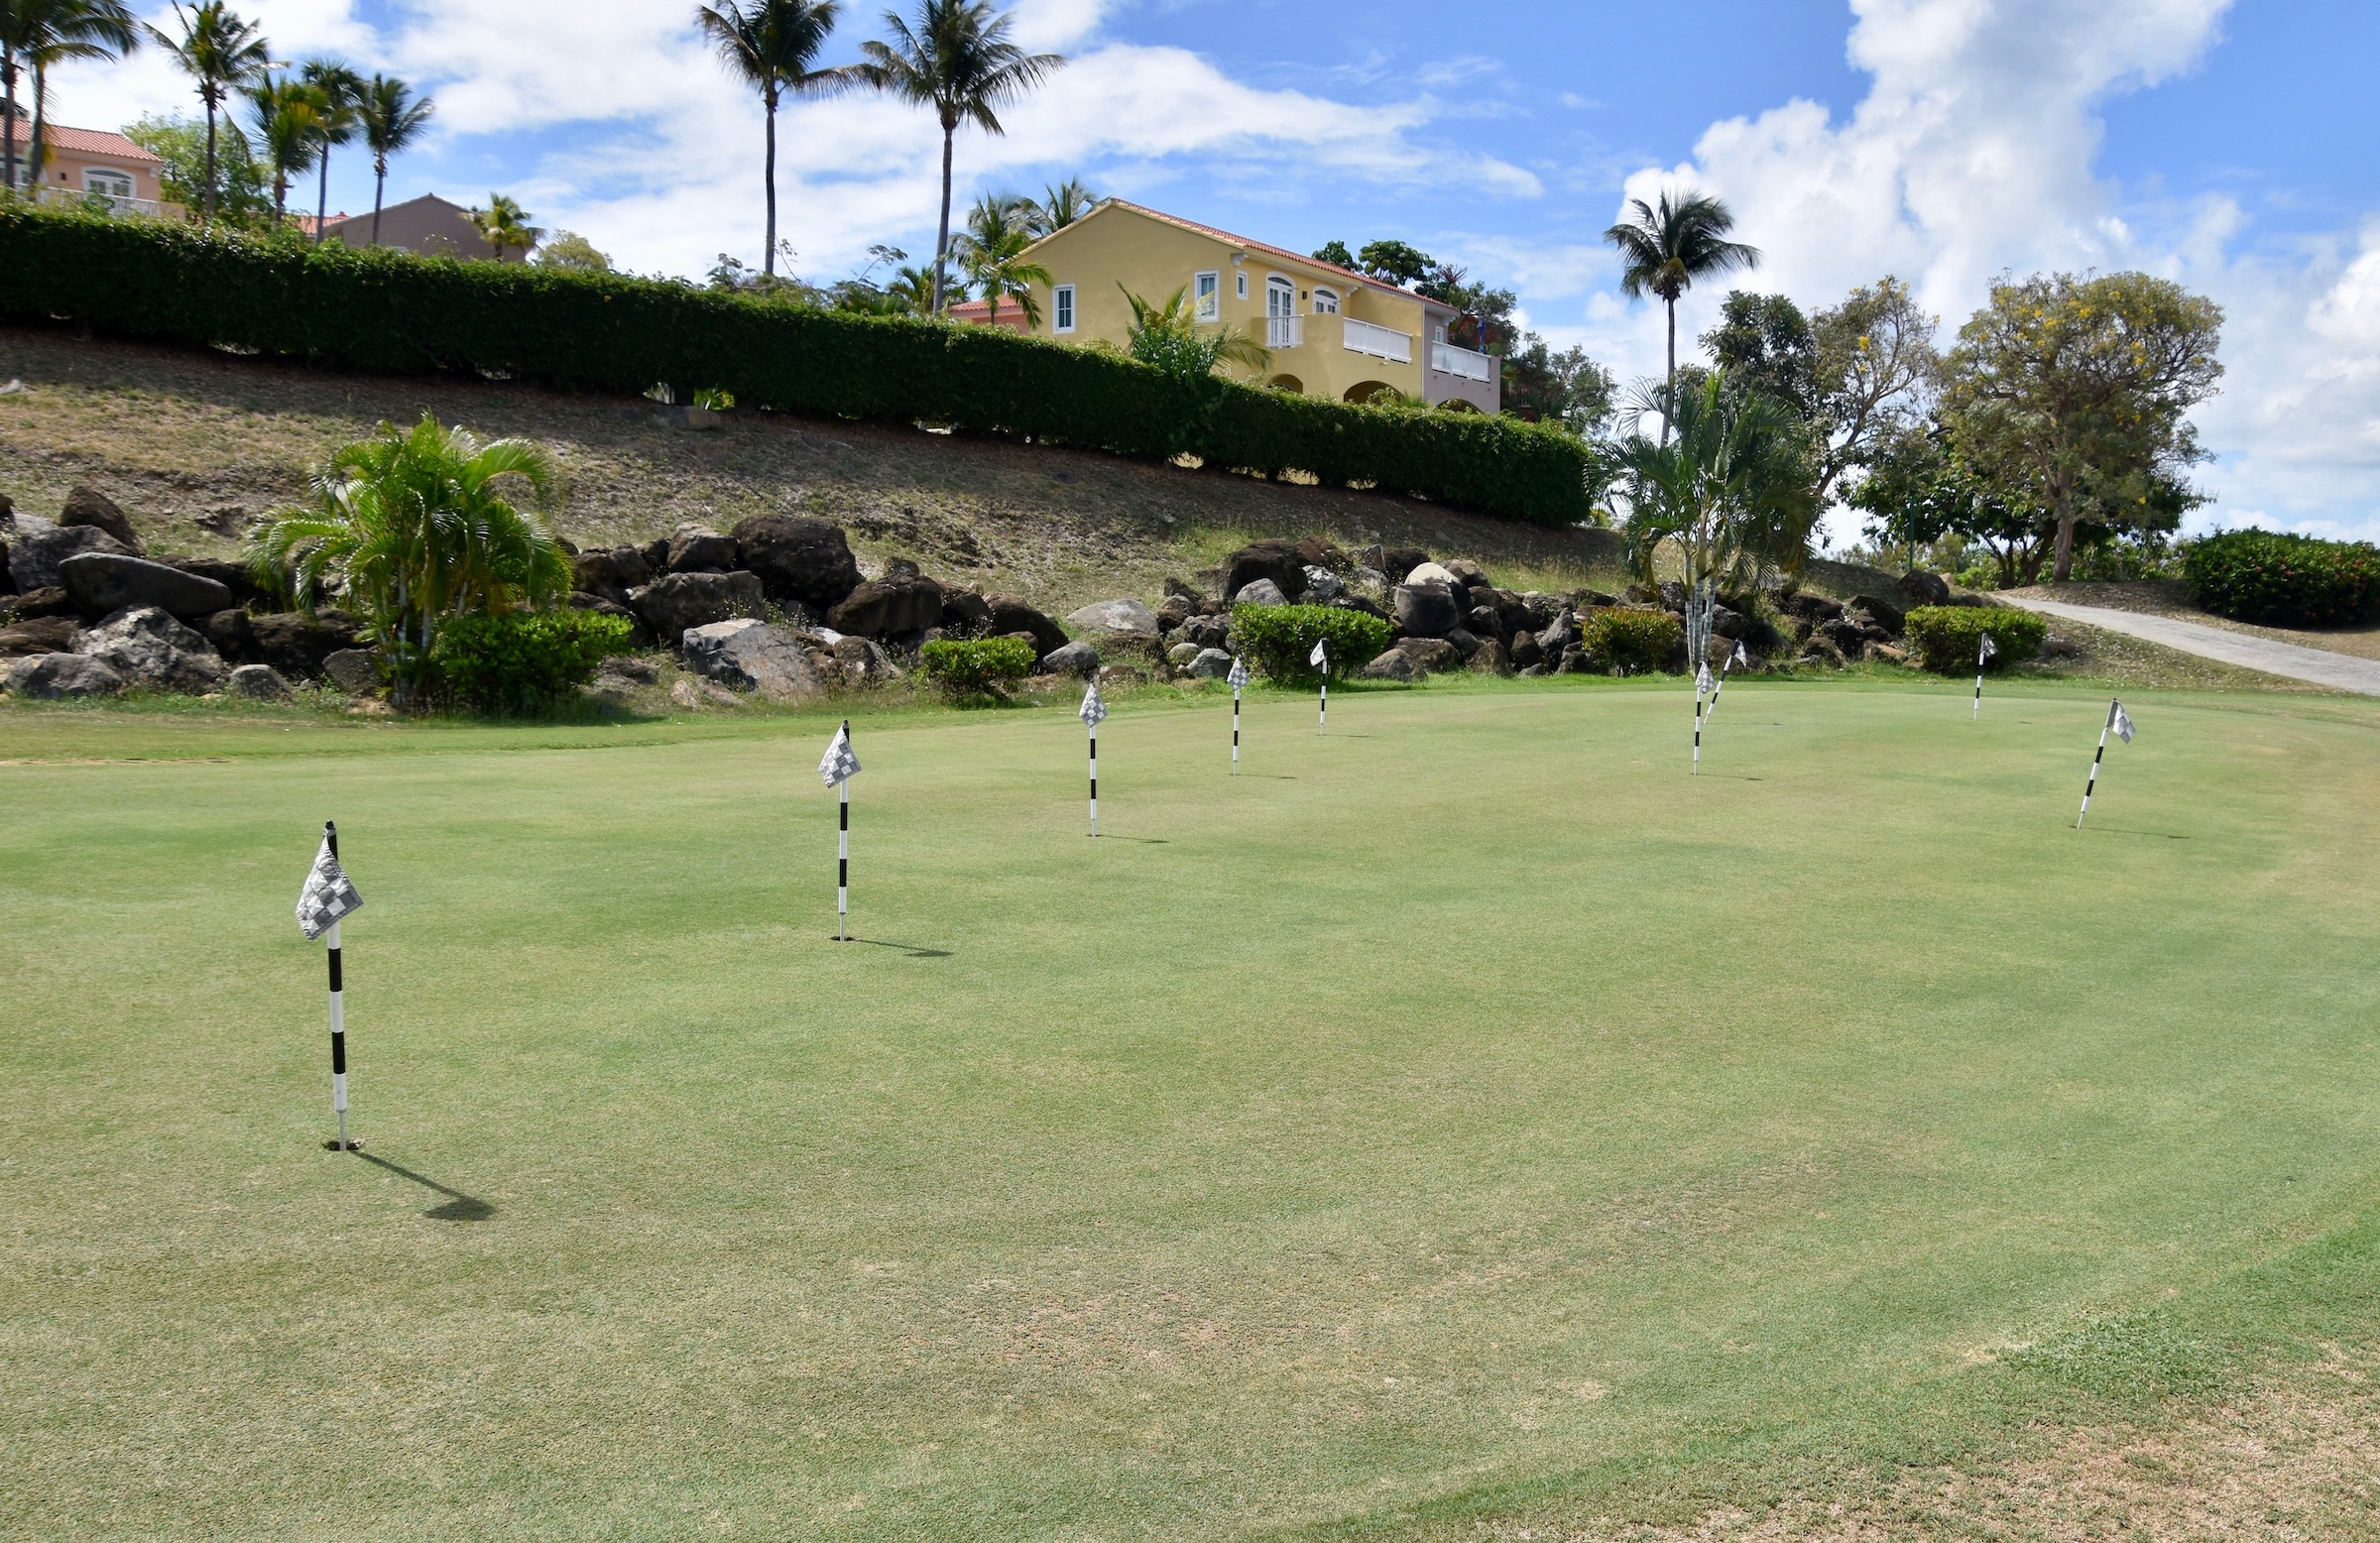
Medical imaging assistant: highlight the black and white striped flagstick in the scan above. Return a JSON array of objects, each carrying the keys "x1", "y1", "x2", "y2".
[
  {"x1": 2076, "y1": 697, "x2": 2132, "y2": 829},
  {"x1": 324, "y1": 825, "x2": 350, "y2": 1150},
  {"x1": 1972, "y1": 633, "x2": 1997, "y2": 720},
  {"x1": 1080, "y1": 679, "x2": 1108, "y2": 836},
  {"x1": 1228, "y1": 654, "x2": 1250, "y2": 773},
  {"x1": 295, "y1": 820, "x2": 364, "y2": 1151},
  {"x1": 1311, "y1": 638, "x2": 1329, "y2": 735},
  {"x1": 1691, "y1": 661, "x2": 1712, "y2": 774},
  {"x1": 817, "y1": 721, "x2": 862, "y2": 939},
  {"x1": 1705, "y1": 642, "x2": 1747, "y2": 725}
]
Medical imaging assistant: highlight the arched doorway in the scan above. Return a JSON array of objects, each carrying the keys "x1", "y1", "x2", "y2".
[
  {"x1": 1344, "y1": 381, "x2": 1395, "y2": 405},
  {"x1": 1266, "y1": 374, "x2": 1305, "y2": 394}
]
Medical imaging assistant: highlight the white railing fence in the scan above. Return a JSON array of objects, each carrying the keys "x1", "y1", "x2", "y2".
[
  {"x1": 1342, "y1": 316, "x2": 1412, "y2": 364},
  {"x1": 1266, "y1": 314, "x2": 1305, "y2": 350},
  {"x1": 1430, "y1": 342, "x2": 1494, "y2": 382}
]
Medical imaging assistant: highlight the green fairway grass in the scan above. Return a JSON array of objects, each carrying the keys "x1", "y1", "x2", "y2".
[{"x1": 6, "y1": 678, "x2": 2380, "y2": 1540}]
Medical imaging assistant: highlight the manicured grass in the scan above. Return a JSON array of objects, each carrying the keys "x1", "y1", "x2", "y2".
[{"x1": 6, "y1": 677, "x2": 2380, "y2": 1540}]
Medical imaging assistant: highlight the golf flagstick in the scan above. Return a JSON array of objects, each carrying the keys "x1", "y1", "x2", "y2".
[
  {"x1": 1973, "y1": 633, "x2": 1997, "y2": 720},
  {"x1": 1692, "y1": 660, "x2": 1713, "y2": 774},
  {"x1": 1705, "y1": 642, "x2": 1747, "y2": 725},
  {"x1": 1080, "y1": 678, "x2": 1107, "y2": 835},
  {"x1": 1228, "y1": 654, "x2": 1250, "y2": 772},
  {"x1": 2076, "y1": 698, "x2": 2133, "y2": 829},
  {"x1": 817, "y1": 721, "x2": 861, "y2": 939},
  {"x1": 1310, "y1": 638, "x2": 1329, "y2": 734},
  {"x1": 295, "y1": 821, "x2": 364, "y2": 1150}
]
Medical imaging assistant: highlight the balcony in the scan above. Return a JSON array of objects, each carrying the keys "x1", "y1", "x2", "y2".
[
  {"x1": 20, "y1": 183, "x2": 171, "y2": 219},
  {"x1": 1265, "y1": 313, "x2": 1305, "y2": 350},
  {"x1": 1341, "y1": 316, "x2": 1412, "y2": 364},
  {"x1": 1430, "y1": 342, "x2": 1495, "y2": 383}
]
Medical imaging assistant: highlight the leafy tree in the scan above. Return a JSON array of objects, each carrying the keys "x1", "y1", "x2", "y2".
[
  {"x1": 854, "y1": 0, "x2": 1064, "y2": 316},
  {"x1": 245, "y1": 73, "x2": 326, "y2": 220},
  {"x1": 1603, "y1": 188, "x2": 1760, "y2": 439},
  {"x1": 4, "y1": 0, "x2": 140, "y2": 199},
  {"x1": 250, "y1": 414, "x2": 572, "y2": 700},
  {"x1": 1501, "y1": 336, "x2": 1615, "y2": 435},
  {"x1": 1606, "y1": 368, "x2": 1816, "y2": 598},
  {"x1": 534, "y1": 230, "x2": 611, "y2": 272},
  {"x1": 697, "y1": 0, "x2": 859, "y2": 280},
  {"x1": 1119, "y1": 285, "x2": 1268, "y2": 379},
  {"x1": 1353, "y1": 238, "x2": 1433, "y2": 287},
  {"x1": 1943, "y1": 270, "x2": 2222, "y2": 581},
  {"x1": 1703, "y1": 291, "x2": 1816, "y2": 417},
  {"x1": 1030, "y1": 174, "x2": 1094, "y2": 232},
  {"x1": 952, "y1": 191, "x2": 1048, "y2": 324},
  {"x1": 469, "y1": 191, "x2": 541, "y2": 261},
  {"x1": 355, "y1": 73, "x2": 431, "y2": 246},
  {"x1": 125, "y1": 112, "x2": 272, "y2": 216},
  {"x1": 296, "y1": 58, "x2": 361, "y2": 243},
  {"x1": 143, "y1": 1, "x2": 270, "y2": 222},
  {"x1": 1309, "y1": 238, "x2": 1355, "y2": 269}
]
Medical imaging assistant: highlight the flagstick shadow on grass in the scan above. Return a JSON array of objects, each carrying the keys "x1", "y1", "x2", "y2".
[
  {"x1": 1099, "y1": 836, "x2": 1170, "y2": 845},
  {"x1": 353, "y1": 1151, "x2": 496, "y2": 1222},
  {"x1": 842, "y1": 938, "x2": 956, "y2": 957}
]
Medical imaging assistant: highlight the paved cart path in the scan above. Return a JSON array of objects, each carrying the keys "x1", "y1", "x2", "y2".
[{"x1": 2003, "y1": 595, "x2": 2380, "y2": 696}]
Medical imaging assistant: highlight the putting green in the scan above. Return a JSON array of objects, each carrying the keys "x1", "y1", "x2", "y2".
[{"x1": 5, "y1": 679, "x2": 2379, "y2": 1540}]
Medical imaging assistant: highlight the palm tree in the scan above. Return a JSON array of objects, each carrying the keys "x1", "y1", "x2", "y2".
[
  {"x1": 1603, "y1": 188, "x2": 1759, "y2": 440},
  {"x1": 1119, "y1": 285, "x2": 1269, "y2": 380},
  {"x1": 696, "y1": 0, "x2": 861, "y2": 281},
  {"x1": 1030, "y1": 174, "x2": 1094, "y2": 233},
  {"x1": 246, "y1": 72, "x2": 324, "y2": 221},
  {"x1": 144, "y1": 1, "x2": 270, "y2": 221},
  {"x1": 356, "y1": 74, "x2": 431, "y2": 246},
  {"x1": 948, "y1": 190, "x2": 1045, "y2": 323},
  {"x1": 468, "y1": 192, "x2": 541, "y2": 261},
  {"x1": 883, "y1": 261, "x2": 934, "y2": 313},
  {"x1": 249, "y1": 414, "x2": 570, "y2": 698},
  {"x1": 296, "y1": 57, "x2": 360, "y2": 242},
  {"x1": 853, "y1": 0, "x2": 1064, "y2": 316},
  {"x1": 3, "y1": 0, "x2": 138, "y2": 201}
]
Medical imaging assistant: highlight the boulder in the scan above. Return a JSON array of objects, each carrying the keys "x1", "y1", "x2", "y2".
[
  {"x1": 939, "y1": 588, "x2": 991, "y2": 633},
  {"x1": 1232, "y1": 577, "x2": 1290, "y2": 607},
  {"x1": 9, "y1": 515, "x2": 132, "y2": 592},
  {"x1": 679, "y1": 618, "x2": 828, "y2": 702},
  {"x1": 1345, "y1": 566, "x2": 1390, "y2": 603},
  {"x1": 566, "y1": 592, "x2": 653, "y2": 648},
  {"x1": 631, "y1": 570, "x2": 766, "y2": 642},
  {"x1": 1177, "y1": 614, "x2": 1230, "y2": 651},
  {"x1": 242, "y1": 612, "x2": 363, "y2": 680},
  {"x1": 58, "y1": 552, "x2": 233, "y2": 620},
  {"x1": 1469, "y1": 639, "x2": 1510, "y2": 674},
  {"x1": 1040, "y1": 641, "x2": 1101, "y2": 676},
  {"x1": 827, "y1": 572, "x2": 943, "y2": 638},
  {"x1": 1393, "y1": 636, "x2": 1462, "y2": 674},
  {"x1": 59, "y1": 487, "x2": 143, "y2": 552},
  {"x1": 3, "y1": 585, "x2": 76, "y2": 622},
  {"x1": 1361, "y1": 648, "x2": 1419, "y2": 681},
  {"x1": 1508, "y1": 631, "x2": 1544, "y2": 670},
  {"x1": 1166, "y1": 641, "x2": 1202, "y2": 666},
  {"x1": 1299, "y1": 565, "x2": 1344, "y2": 603},
  {"x1": 320, "y1": 649, "x2": 381, "y2": 694},
  {"x1": 1537, "y1": 608, "x2": 1578, "y2": 656},
  {"x1": 1850, "y1": 593, "x2": 1907, "y2": 636},
  {"x1": 1379, "y1": 547, "x2": 1428, "y2": 584},
  {"x1": 1862, "y1": 641, "x2": 1912, "y2": 665},
  {"x1": 169, "y1": 557, "x2": 270, "y2": 609},
  {"x1": 72, "y1": 606, "x2": 227, "y2": 692},
  {"x1": 0, "y1": 616, "x2": 79, "y2": 656},
  {"x1": 594, "y1": 654, "x2": 659, "y2": 685},
  {"x1": 1188, "y1": 647, "x2": 1234, "y2": 678},
  {"x1": 226, "y1": 663, "x2": 293, "y2": 699},
  {"x1": 1818, "y1": 616, "x2": 1868, "y2": 654},
  {"x1": 1335, "y1": 593, "x2": 1390, "y2": 623},
  {"x1": 1444, "y1": 627, "x2": 1482, "y2": 660},
  {"x1": 6, "y1": 652, "x2": 125, "y2": 698},
  {"x1": 1466, "y1": 605, "x2": 1506, "y2": 640},
  {"x1": 1065, "y1": 598, "x2": 1160, "y2": 639},
  {"x1": 572, "y1": 544, "x2": 653, "y2": 601},
  {"x1": 730, "y1": 515, "x2": 862, "y2": 611},
  {"x1": 1392, "y1": 581, "x2": 1462, "y2": 638},
  {"x1": 1296, "y1": 535, "x2": 1351, "y2": 572},
  {"x1": 829, "y1": 635, "x2": 900, "y2": 687},
  {"x1": 1898, "y1": 569, "x2": 1952, "y2": 606},
  {"x1": 203, "y1": 608, "x2": 255, "y2": 661},
  {"x1": 1406, "y1": 560, "x2": 1460, "y2": 588},
  {"x1": 667, "y1": 524, "x2": 739, "y2": 574},
  {"x1": 0, "y1": 541, "x2": 11, "y2": 596},
  {"x1": 1219, "y1": 539, "x2": 1304, "y2": 602},
  {"x1": 1443, "y1": 557, "x2": 1488, "y2": 590},
  {"x1": 1155, "y1": 595, "x2": 1194, "y2": 634},
  {"x1": 976, "y1": 596, "x2": 1061, "y2": 657},
  {"x1": 1781, "y1": 591, "x2": 1844, "y2": 624}
]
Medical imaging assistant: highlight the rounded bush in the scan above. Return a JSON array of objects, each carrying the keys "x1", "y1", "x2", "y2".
[
  {"x1": 2184, "y1": 529, "x2": 2380, "y2": 628},
  {"x1": 429, "y1": 609, "x2": 635, "y2": 712},
  {"x1": 1902, "y1": 605, "x2": 2046, "y2": 673},
  {"x1": 1228, "y1": 604, "x2": 1389, "y2": 684},
  {"x1": 921, "y1": 637, "x2": 1036, "y2": 698},
  {"x1": 1580, "y1": 608, "x2": 1681, "y2": 673}
]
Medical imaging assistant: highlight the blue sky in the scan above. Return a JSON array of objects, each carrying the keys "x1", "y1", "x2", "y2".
[{"x1": 51, "y1": 1, "x2": 2380, "y2": 540}]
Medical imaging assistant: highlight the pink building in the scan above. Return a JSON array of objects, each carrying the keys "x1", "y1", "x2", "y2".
[{"x1": 2, "y1": 111, "x2": 173, "y2": 217}]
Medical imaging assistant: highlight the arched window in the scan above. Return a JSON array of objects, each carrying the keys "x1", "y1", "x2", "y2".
[{"x1": 1311, "y1": 286, "x2": 1340, "y2": 315}]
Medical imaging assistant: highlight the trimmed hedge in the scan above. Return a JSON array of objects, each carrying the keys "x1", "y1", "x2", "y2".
[
  {"x1": 429, "y1": 609, "x2": 634, "y2": 712},
  {"x1": 1229, "y1": 603, "x2": 1390, "y2": 684},
  {"x1": 2184, "y1": 529, "x2": 2380, "y2": 627},
  {"x1": 1580, "y1": 608, "x2": 1681, "y2": 673},
  {"x1": 1902, "y1": 605, "x2": 2046, "y2": 674},
  {"x1": 0, "y1": 206, "x2": 1592, "y2": 527},
  {"x1": 920, "y1": 636, "x2": 1035, "y2": 698}
]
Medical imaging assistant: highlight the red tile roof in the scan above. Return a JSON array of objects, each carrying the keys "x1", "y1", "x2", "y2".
[
  {"x1": 1090, "y1": 200, "x2": 1455, "y2": 311},
  {"x1": 1, "y1": 119, "x2": 161, "y2": 165},
  {"x1": 945, "y1": 297, "x2": 1031, "y2": 329}
]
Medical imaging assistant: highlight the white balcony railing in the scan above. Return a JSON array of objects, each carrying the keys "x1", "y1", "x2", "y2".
[
  {"x1": 1341, "y1": 316, "x2": 1412, "y2": 364},
  {"x1": 1430, "y1": 342, "x2": 1495, "y2": 383},
  {"x1": 1266, "y1": 313, "x2": 1305, "y2": 349},
  {"x1": 19, "y1": 183, "x2": 170, "y2": 219}
]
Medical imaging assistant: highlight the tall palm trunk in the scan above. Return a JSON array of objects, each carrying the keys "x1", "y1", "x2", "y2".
[
  {"x1": 371, "y1": 156, "x2": 386, "y2": 244},
  {"x1": 762, "y1": 84, "x2": 778, "y2": 278},
  {"x1": 1662, "y1": 297, "x2": 1678, "y2": 448},
  {"x1": 314, "y1": 142, "x2": 331, "y2": 242},
  {"x1": 201, "y1": 94, "x2": 220, "y2": 220},
  {"x1": 2, "y1": 54, "x2": 19, "y2": 196},
  {"x1": 930, "y1": 121, "x2": 954, "y2": 315},
  {"x1": 29, "y1": 59, "x2": 50, "y2": 203}
]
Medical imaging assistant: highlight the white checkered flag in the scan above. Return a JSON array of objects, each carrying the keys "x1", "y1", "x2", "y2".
[
  {"x1": 1692, "y1": 660, "x2": 1715, "y2": 774},
  {"x1": 1310, "y1": 638, "x2": 1330, "y2": 736},
  {"x1": 1227, "y1": 654, "x2": 1250, "y2": 773},
  {"x1": 295, "y1": 822, "x2": 364, "y2": 1150},
  {"x1": 1080, "y1": 680, "x2": 1107, "y2": 836},
  {"x1": 2077, "y1": 698, "x2": 2135, "y2": 829},
  {"x1": 819, "y1": 721, "x2": 861, "y2": 940},
  {"x1": 1973, "y1": 633, "x2": 1997, "y2": 720}
]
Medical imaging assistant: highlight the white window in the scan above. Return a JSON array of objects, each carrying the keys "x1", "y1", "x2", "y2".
[
  {"x1": 1194, "y1": 271, "x2": 1220, "y2": 322},
  {"x1": 83, "y1": 168, "x2": 135, "y2": 203},
  {"x1": 1312, "y1": 286, "x2": 1339, "y2": 314},
  {"x1": 1236, "y1": 272, "x2": 1249, "y2": 299},
  {"x1": 1053, "y1": 284, "x2": 1075, "y2": 333},
  {"x1": 1433, "y1": 321, "x2": 1447, "y2": 343}
]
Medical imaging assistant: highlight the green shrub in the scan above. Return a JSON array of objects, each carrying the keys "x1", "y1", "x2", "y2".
[
  {"x1": 2184, "y1": 529, "x2": 2380, "y2": 627},
  {"x1": 920, "y1": 636, "x2": 1036, "y2": 698},
  {"x1": 1580, "y1": 607, "x2": 1681, "y2": 673},
  {"x1": 0, "y1": 205, "x2": 1593, "y2": 528},
  {"x1": 1228, "y1": 604, "x2": 1390, "y2": 684},
  {"x1": 1902, "y1": 605, "x2": 2046, "y2": 673},
  {"x1": 429, "y1": 609, "x2": 634, "y2": 712}
]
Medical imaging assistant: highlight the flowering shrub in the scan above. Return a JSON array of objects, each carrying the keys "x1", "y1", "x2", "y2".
[{"x1": 2183, "y1": 530, "x2": 2380, "y2": 627}]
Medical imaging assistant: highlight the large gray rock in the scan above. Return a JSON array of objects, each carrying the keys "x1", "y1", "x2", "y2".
[
  {"x1": 1898, "y1": 569, "x2": 1952, "y2": 607},
  {"x1": 666, "y1": 524, "x2": 738, "y2": 574},
  {"x1": 1393, "y1": 581, "x2": 1462, "y2": 638},
  {"x1": 1065, "y1": 598, "x2": 1159, "y2": 638},
  {"x1": 320, "y1": 649, "x2": 381, "y2": 693},
  {"x1": 827, "y1": 572, "x2": 943, "y2": 638},
  {"x1": 1040, "y1": 641, "x2": 1100, "y2": 676},
  {"x1": 829, "y1": 635, "x2": 900, "y2": 687},
  {"x1": 73, "y1": 606, "x2": 227, "y2": 692},
  {"x1": 1850, "y1": 593, "x2": 1908, "y2": 637},
  {"x1": 1405, "y1": 560, "x2": 1460, "y2": 588},
  {"x1": 572, "y1": 544, "x2": 653, "y2": 601},
  {"x1": 1187, "y1": 647, "x2": 1234, "y2": 678},
  {"x1": 1536, "y1": 609, "x2": 1577, "y2": 656},
  {"x1": 225, "y1": 663, "x2": 293, "y2": 699},
  {"x1": 730, "y1": 514, "x2": 862, "y2": 611},
  {"x1": 1219, "y1": 540, "x2": 1304, "y2": 603},
  {"x1": 59, "y1": 486, "x2": 143, "y2": 553},
  {"x1": 1299, "y1": 565, "x2": 1344, "y2": 603},
  {"x1": 58, "y1": 552, "x2": 232, "y2": 619},
  {"x1": 244, "y1": 611, "x2": 362, "y2": 678},
  {"x1": 679, "y1": 618, "x2": 827, "y2": 702},
  {"x1": 1393, "y1": 636, "x2": 1462, "y2": 674},
  {"x1": 632, "y1": 570, "x2": 766, "y2": 642},
  {"x1": 1177, "y1": 614, "x2": 1230, "y2": 651},
  {"x1": 1166, "y1": 641, "x2": 1202, "y2": 666},
  {"x1": 9, "y1": 516, "x2": 132, "y2": 592},
  {"x1": 1232, "y1": 578, "x2": 1290, "y2": 607},
  {"x1": 6, "y1": 652, "x2": 125, "y2": 698},
  {"x1": 1360, "y1": 648, "x2": 1419, "y2": 681}
]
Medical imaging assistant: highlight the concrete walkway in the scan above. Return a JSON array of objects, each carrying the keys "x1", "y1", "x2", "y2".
[{"x1": 2002, "y1": 595, "x2": 2380, "y2": 696}]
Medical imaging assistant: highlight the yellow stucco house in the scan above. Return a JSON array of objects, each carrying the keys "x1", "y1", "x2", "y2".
[{"x1": 972, "y1": 199, "x2": 1500, "y2": 414}]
